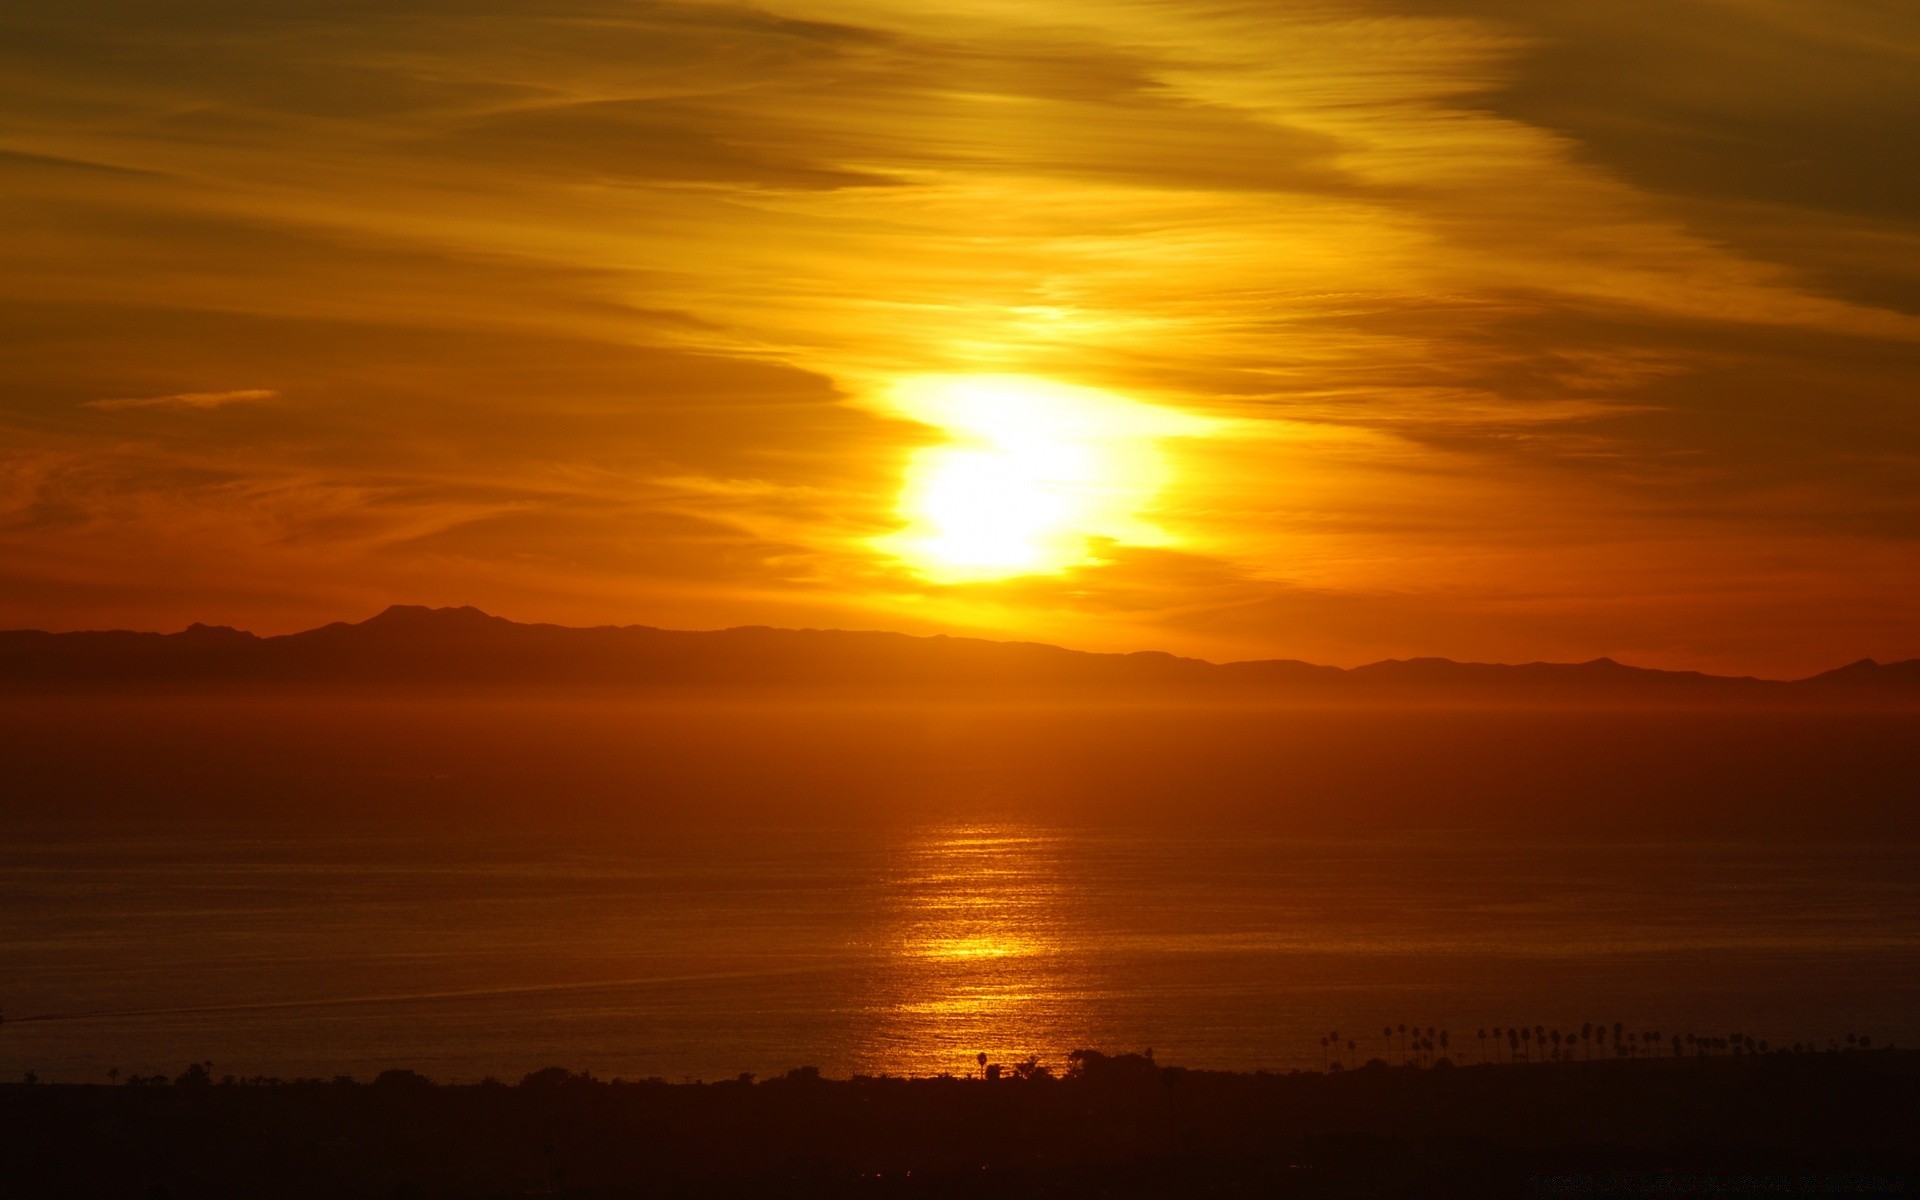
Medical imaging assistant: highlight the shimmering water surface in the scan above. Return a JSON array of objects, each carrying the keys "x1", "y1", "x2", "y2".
[
  {"x1": 5, "y1": 696, "x2": 1919, "y2": 1082},
  {"x1": 5, "y1": 825, "x2": 1917, "y2": 1082}
]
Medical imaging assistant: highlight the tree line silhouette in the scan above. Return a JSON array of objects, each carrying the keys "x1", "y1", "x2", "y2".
[
  {"x1": 5, "y1": 1042, "x2": 1915, "y2": 1199},
  {"x1": 28, "y1": 1022, "x2": 1896, "y2": 1093},
  {"x1": 1302, "y1": 1021, "x2": 1892, "y2": 1071}
]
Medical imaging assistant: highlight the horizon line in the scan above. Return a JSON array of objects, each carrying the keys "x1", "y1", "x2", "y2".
[{"x1": 5, "y1": 602, "x2": 1908, "y2": 686}]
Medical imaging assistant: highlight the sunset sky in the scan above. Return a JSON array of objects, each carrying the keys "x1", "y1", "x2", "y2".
[{"x1": 3, "y1": 0, "x2": 1917, "y2": 674}]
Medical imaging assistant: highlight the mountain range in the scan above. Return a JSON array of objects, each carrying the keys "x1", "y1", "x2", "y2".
[{"x1": 4, "y1": 605, "x2": 1918, "y2": 704}]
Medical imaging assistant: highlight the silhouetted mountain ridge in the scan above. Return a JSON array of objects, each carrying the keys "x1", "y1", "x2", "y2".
[{"x1": 2, "y1": 605, "x2": 1916, "y2": 703}]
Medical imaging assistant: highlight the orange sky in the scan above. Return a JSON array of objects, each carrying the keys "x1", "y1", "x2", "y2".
[{"x1": 3, "y1": 0, "x2": 1918, "y2": 675}]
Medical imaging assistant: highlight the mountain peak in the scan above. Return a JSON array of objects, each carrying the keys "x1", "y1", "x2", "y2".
[
  {"x1": 362, "y1": 604, "x2": 499, "y2": 626},
  {"x1": 179, "y1": 622, "x2": 254, "y2": 641}
]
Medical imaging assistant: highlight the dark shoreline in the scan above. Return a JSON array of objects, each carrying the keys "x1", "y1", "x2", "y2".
[{"x1": 6, "y1": 1050, "x2": 1916, "y2": 1198}]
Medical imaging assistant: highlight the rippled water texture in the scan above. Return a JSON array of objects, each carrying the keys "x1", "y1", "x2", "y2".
[
  {"x1": 5, "y1": 824, "x2": 1917, "y2": 1083},
  {"x1": 3, "y1": 697, "x2": 1917, "y2": 1082}
]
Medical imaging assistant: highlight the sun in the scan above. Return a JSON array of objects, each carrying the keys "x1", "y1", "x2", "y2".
[{"x1": 873, "y1": 375, "x2": 1212, "y2": 584}]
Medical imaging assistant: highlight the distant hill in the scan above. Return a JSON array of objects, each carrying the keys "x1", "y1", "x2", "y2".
[{"x1": 3, "y1": 605, "x2": 1918, "y2": 704}]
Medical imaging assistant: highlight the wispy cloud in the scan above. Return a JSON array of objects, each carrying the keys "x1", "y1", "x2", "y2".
[
  {"x1": 1, "y1": 0, "x2": 1917, "y2": 671},
  {"x1": 84, "y1": 389, "x2": 279, "y2": 412}
]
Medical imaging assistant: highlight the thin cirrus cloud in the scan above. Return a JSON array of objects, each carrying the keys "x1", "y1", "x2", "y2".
[
  {"x1": 84, "y1": 389, "x2": 280, "y2": 411},
  {"x1": 0, "y1": 0, "x2": 1916, "y2": 674}
]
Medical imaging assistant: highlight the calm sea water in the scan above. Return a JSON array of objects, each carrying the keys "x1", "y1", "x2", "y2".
[
  {"x1": 4, "y1": 825, "x2": 1917, "y2": 1083},
  {"x1": 5, "y1": 696, "x2": 1918, "y2": 1082}
]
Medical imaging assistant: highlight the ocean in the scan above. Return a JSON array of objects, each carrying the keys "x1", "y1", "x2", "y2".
[{"x1": 3, "y1": 697, "x2": 1917, "y2": 1082}]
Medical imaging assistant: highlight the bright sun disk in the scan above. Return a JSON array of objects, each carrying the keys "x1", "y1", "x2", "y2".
[{"x1": 874, "y1": 375, "x2": 1212, "y2": 583}]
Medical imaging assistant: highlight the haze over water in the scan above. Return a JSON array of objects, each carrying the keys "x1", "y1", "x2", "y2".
[{"x1": 5, "y1": 697, "x2": 1917, "y2": 1085}]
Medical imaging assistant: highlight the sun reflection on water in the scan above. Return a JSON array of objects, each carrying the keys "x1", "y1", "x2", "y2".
[
  {"x1": 921, "y1": 935, "x2": 1031, "y2": 960},
  {"x1": 855, "y1": 824, "x2": 1084, "y2": 1077}
]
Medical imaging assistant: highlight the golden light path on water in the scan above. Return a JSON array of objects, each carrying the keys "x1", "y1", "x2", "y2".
[
  {"x1": 874, "y1": 376, "x2": 1216, "y2": 583},
  {"x1": 855, "y1": 826, "x2": 1083, "y2": 1078}
]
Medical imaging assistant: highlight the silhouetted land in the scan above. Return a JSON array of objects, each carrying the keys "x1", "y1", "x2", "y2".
[
  {"x1": 5, "y1": 604, "x2": 1920, "y2": 705},
  {"x1": 4, "y1": 1050, "x2": 1915, "y2": 1198}
]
